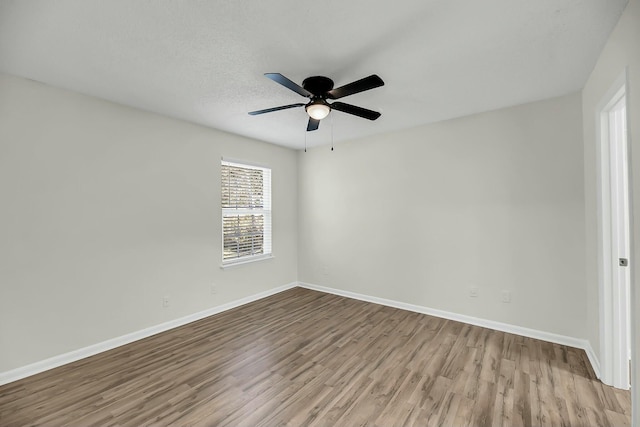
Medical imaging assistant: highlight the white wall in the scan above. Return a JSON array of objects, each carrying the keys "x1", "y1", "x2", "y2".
[
  {"x1": 0, "y1": 73, "x2": 298, "y2": 373},
  {"x1": 581, "y1": 0, "x2": 640, "y2": 421},
  {"x1": 298, "y1": 93, "x2": 586, "y2": 339}
]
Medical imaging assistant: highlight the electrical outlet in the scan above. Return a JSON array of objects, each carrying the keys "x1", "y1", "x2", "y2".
[
  {"x1": 501, "y1": 290, "x2": 511, "y2": 303},
  {"x1": 162, "y1": 296, "x2": 170, "y2": 308},
  {"x1": 211, "y1": 284, "x2": 218, "y2": 295},
  {"x1": 469, "y1": 287, "x2": 479, "y2": 298}
]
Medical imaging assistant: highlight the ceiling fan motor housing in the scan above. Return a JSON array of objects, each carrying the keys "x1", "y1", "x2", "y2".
[{"x1": 302, "y1": 76, "x2": 334, "y2": 96}]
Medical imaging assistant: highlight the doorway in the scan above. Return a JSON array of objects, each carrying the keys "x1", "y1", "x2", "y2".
[{"x1": 597, "y1": 75, "x2": 631, "y2": 390}]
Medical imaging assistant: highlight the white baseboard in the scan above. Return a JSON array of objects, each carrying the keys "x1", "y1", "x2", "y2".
[
  {"x1": 298, "y1": 282, "x2": 601, "y2": 377},
  {"x1": 2, "y1": 281, "x2": 602, "y2": 386},
  {"x1": 0, "y1": 282, "x2": 297, "y2": 386},
  {"x1": 583, "y1": 341, "x2": 601, "y2": 379}
]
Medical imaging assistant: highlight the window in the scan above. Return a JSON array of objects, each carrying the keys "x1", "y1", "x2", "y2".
[{"x1": 221, "y1": 159, "x2": 272, "y2": 265}]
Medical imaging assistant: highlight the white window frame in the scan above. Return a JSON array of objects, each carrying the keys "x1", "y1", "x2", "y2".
[{"x1": 221, "y1": 159, "x2": 272, "y2": 267}]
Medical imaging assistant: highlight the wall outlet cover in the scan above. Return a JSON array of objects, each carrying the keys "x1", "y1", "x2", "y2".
[{"x1": 501, "y1": 290, "x2": 511, "y2": 303}]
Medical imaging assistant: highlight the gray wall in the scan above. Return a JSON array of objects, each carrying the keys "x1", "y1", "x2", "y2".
[
  {"x1": 0, "y1": 73, "x2": 298, "y2": 372},
  {"x1": 298, "y1": 93, "x2": 586, "y2": 339}
]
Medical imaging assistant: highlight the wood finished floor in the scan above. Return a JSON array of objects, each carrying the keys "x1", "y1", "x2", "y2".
[{"x1": 0, "y1": 287, "x2": 631, "y2": 426}]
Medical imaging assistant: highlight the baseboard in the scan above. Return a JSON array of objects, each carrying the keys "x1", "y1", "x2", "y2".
[
  {"x1": 2, "y1": 281, "x2": 601, "y2": 387},
  {"x1": 298, "y1": 282, "x2": 601, "y2": 376},
  {"x1": 0, "y1": 282, "x2": 297, "y2": 386},
  {"x1": 583, "y1": 341, "x2": 601, "y2": 379}
]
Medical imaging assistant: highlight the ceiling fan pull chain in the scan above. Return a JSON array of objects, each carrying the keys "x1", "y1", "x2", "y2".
[
  {"x1": 331, "y1": 112, "x2": 334, "y2": 151},
  {"x1": 304, "y1": 127, "x2": 307, "y2": 153}
]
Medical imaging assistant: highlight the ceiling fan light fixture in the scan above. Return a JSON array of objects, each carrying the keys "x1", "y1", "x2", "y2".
[{"x1": 306, "y1": 102, "x2": 330, "y2": 120}]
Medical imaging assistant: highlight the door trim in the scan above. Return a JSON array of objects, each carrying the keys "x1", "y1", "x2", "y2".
[{"x1": 595, "y1": 69, "x2": 631, "y2": 389}]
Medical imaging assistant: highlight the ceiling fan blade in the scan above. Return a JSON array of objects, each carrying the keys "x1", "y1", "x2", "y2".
[
  {"x1": 307, "y1": 118, "x2": 320, "y2": 131},
  {"x1": 248, "y1": 103, "x2": 305, "y2": 115},
  {"x1": 327, "y1": 74, "x2": 384, "y2": 99},
  {"x1": 330, "y1": 102, "x2": 381, "y2": 120},
  {"x1": 265, "y1": 73, "x2": 313, "y2": 98}
]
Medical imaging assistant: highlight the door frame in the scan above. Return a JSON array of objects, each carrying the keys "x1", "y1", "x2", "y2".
[{"x1": 595, "y1": 69, "x2": 631, "y2": 389}]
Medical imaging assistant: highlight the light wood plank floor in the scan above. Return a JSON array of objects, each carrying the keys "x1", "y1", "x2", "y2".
[{"x1": 0, "y1": 287, "x2": 631, "y2": 426}]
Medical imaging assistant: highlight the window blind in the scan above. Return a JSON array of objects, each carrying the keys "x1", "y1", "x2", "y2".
[{"x1": 221, "y1": 160, "x2": 272, "y2": 264}]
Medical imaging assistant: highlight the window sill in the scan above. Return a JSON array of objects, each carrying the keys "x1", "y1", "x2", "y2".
[{"x1": 220, "y1": 254, "x2": 274, "y2": 270}]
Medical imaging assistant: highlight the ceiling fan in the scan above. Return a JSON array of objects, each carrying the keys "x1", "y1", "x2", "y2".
[{"x1": 249, "y1": 73, "x2": 384, "y2": 131}]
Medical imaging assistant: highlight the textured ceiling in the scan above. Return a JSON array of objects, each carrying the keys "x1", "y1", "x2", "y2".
[{"x1": 0, "y1": 0, "x2": 628, "y2": 149}]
